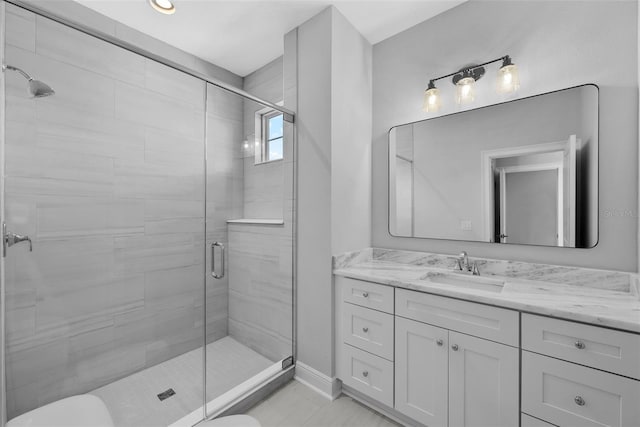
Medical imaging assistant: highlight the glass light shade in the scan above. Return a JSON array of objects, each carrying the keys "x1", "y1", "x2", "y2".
[
  {"x1": 455, "y1": 77, "x2": 476, "y2": 105},
  {"x1": 496, "y1": 63, "x2": 520, "y2": 94},
  {"x1": 423, "y1": 87, "x2": 441, "y2": 112}
]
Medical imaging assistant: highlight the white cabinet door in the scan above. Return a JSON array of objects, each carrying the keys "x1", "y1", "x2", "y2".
[
  {"x1": 395, "y1": 317, "x2": 448, "y2": 427},
  {"x1": 522, "y1": 351, "x2": 640, "y2": 427},
  {"x1": 448, "y1": 332, "x2": 519, "y2": 427}
]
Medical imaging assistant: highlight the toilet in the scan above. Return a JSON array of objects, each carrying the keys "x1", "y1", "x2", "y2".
[
  {"x1": 6, "y1": 394, "x2": 114, "y2": 427},
  {"x1": 200, "y1": 415, "x2": 262, "y2": 427}
]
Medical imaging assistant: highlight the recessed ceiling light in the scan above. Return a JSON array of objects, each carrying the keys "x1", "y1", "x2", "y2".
[{"x1": 149, "y1": 0, "x2": 175, "y2": 15}]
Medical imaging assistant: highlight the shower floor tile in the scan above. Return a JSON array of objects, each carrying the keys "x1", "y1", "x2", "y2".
[{"x1": 90, "y1": 336, "x2": 273, "y2": 427}]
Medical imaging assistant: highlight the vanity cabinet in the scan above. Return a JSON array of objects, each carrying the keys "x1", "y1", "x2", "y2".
[
  {"x1": 336, "y1": 276, "x2": 640, "y2": 427},
  {"x1": 395, "y1": 291, "x2": 519, "y2": 427},
  {"x1": 335, "y1": 276, "x2": 520, "y2": 427}
]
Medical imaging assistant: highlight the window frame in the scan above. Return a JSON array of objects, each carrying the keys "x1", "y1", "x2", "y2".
[
  {"x1": 263, "y1": 110, "x2": 284, "y2": 162},
  {"x1": 254, "y1": 107, "x2": 284, "y2": 165}
]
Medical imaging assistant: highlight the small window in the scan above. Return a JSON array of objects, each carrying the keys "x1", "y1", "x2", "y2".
[{"x1": 260, "y1": 111, "x2": 284, "y2": 162}]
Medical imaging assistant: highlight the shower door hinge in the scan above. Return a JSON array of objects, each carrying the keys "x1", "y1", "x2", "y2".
[{"x1": 282, "y1": 356, "x2": 294, "y2": 370}]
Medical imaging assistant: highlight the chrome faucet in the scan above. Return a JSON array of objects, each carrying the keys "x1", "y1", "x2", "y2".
[
  {"x1": 457, "y1": 251, "x2": 470, "y2": 271},
  {"x1": 455, "y1": 251, "x2": 480, "y2": 276}
]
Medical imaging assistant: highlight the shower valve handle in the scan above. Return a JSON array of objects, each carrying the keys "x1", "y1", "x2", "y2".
[{"x1": 3, "y1": 223, "x2": 33, "y2": 257}]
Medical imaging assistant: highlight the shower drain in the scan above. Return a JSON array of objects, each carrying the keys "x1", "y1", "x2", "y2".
[{"x1": 157, "y1": 388, "x2": 176, "y2": 401}]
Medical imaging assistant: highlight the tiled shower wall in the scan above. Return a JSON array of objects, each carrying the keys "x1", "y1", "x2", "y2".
[{"x1": 2, "y1": 5, "x2": 240, "y2": 417}]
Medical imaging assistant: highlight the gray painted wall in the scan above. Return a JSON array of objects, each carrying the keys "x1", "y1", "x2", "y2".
[
  {"x1": 297, "y1": 7, "x2": 334, "y2": 377},
  {"x1": 297, "y1": 7, "x2": 372, "y2": 377},
  {"x1": 372, "y1": 0, "x2": 638, "y2": 272}
]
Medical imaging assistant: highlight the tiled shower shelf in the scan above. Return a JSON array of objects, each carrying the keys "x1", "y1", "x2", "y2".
[{"x1": 227, "y1": 219, "x2": 284, "y2": 225}]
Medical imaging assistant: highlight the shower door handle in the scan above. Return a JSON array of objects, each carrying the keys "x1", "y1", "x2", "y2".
[{"x1": 211, "y1": 242, "x2": 225, "y2": 279}]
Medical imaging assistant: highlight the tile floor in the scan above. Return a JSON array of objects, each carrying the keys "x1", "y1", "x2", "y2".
[{"x1": 247, "y1": 380, "x2": 401, "y2": 427}]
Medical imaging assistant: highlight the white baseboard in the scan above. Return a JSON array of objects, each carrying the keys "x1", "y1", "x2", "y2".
[
  {"x1": 294, "y1": 361, "x2": 341, "y2": 400},
  {"x1": 341, "y1": 385, "x2": 416, "y2": 427}
]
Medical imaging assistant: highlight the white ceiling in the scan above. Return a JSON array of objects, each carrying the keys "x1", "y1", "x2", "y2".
[{"x1": 73, "y1": 0, "x2": 465, "y2": 76}]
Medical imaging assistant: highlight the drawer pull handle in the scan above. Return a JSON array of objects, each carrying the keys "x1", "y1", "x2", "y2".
[
  {"x1": 574, "y1": 341, "x2": 586, "y2": 349},
  {"x1": 362, "y1": 292, "x2": 369, "y2": 298},
  {"x1": 574, "y1": 396, "x2": 585, "y2": 406},
  {"x1": 451, "y1": 344, "x2": 459, "y2": 351},
  {"x1": 362, "y1": 327, "x2": 369, "y2": 333},
  {"x1": 436, "y1": 339, "x2": 444, "y2": 346},
  {"x1": 362, "y1": 371, "x2": 369, "y2": 377}
]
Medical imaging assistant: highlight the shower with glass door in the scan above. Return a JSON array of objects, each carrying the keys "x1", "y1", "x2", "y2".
[{"x1": 0, "y1": 2, "x2": 295, "y2": 426}]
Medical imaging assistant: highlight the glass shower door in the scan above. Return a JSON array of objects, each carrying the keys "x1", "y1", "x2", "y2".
[{"x1": 204, "y1": 85, "x2": 294, "y2": 416}]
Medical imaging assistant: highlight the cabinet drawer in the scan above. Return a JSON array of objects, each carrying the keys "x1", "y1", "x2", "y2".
[
  {"x1": 340, "y1": 344, "x2": 394, "y2": 407},
  {"x1": 396, "y1": 289, "x2": 519, "y2": 346},
  {"x1": 522, "y1": 314, "x2": 640, "y2": 380},
  {"x1": 340, "y1": 277, "x2": 394, "y2": 314},
  {"x1": 343, "y1": 303, "x2": 394, "y2": 360},
  {"x1": 521, "y1": 414, "x2": 557, "y2": 427},
  {"x1": 522, "y1": 351, "x2": 640, "y2": 427}
]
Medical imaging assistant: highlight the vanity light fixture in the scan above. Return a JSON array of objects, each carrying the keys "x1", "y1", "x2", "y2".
[
  {"x1": 423, "y1": 55, "x2": 519, "y2": 112},
  {"x1": 149, "y1": 0, "x2": 175, "y2": 15}
]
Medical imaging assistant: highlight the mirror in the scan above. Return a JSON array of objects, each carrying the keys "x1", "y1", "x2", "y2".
[{"x1": 389, "y1": 84, "x2": 598, "y2": 248}]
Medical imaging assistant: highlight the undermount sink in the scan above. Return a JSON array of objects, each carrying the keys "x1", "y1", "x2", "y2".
[{"x1": 422, "y1": 272, "x2": 505, "y2": 293}]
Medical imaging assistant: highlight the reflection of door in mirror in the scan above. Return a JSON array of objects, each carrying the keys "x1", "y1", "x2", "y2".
[
  {"x1": 501, "y1": 169, "x2": 558, "y2": 246},
  {"x1": 491, "y1": 135, "x2": 578, "y2": 246}
]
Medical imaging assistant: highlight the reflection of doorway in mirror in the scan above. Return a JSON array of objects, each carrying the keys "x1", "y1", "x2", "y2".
[
  {"x1": 500, "y1": 168, "x2": 558, "y2": 246},
  {"x1": 481, "y1": 135, "x2": 578, "y2": 247}
]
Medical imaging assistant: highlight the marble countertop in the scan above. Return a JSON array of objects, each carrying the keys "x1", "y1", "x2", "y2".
[{"x1": 333, "y1": 249, "x2": 640, "y2": 334}]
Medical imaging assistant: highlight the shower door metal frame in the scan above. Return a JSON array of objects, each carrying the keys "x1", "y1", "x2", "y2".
[{"x1": 0, "y1": 3, "x2": 7, "y2": 425}]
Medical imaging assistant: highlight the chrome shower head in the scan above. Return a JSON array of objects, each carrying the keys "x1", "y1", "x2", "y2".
[
  {"x1": 28, "y1": 79, "x2": 55, "y2": 98},
  {"x1": 3, "y1": 64, "x2": 55, "y2": 98}
]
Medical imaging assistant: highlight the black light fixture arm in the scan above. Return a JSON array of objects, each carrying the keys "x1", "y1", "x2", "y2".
[{"x1": 427, "y1": 55, "x2": 511, "y2": 87}]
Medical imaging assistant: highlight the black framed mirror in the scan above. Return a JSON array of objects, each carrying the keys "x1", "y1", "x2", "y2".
[{"x1": 389, "y1": 84, "x2": 598, "y2": 248}]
